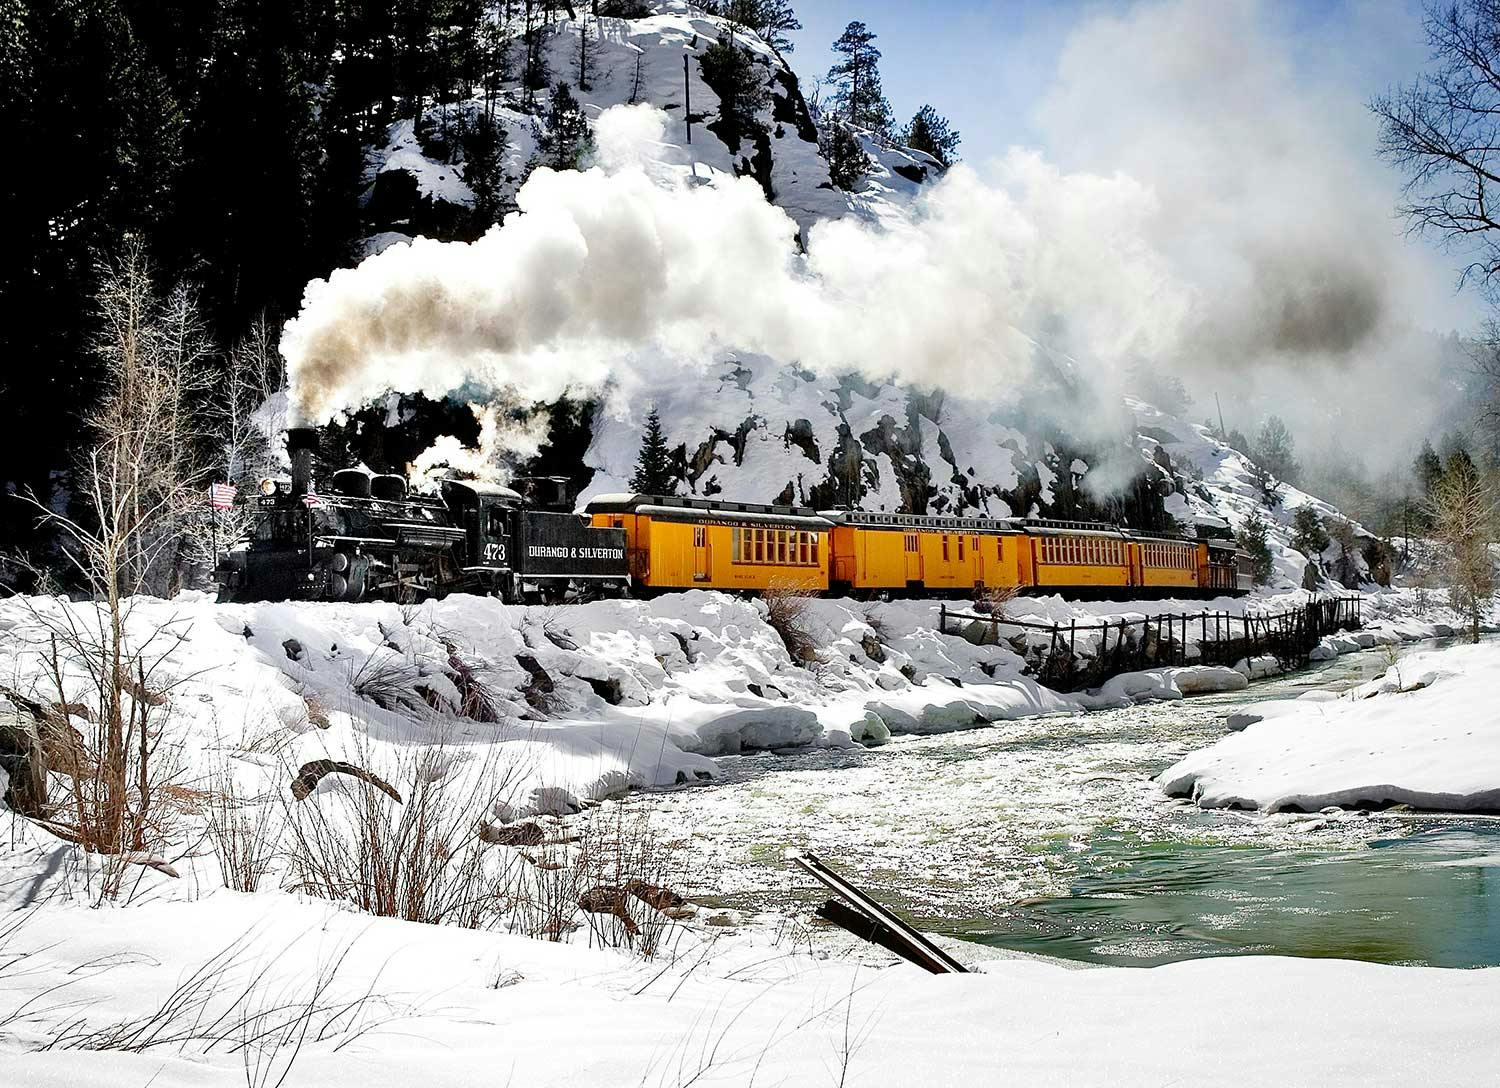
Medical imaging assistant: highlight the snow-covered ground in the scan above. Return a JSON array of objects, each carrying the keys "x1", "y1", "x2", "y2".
[
  {"x1": 1160, "y1": 639, "x2": 1500, "y2": 812},
  {"x1": 2, "y1": 584, "x2": 1496, "y2": 1081},
  {"x1": 1, "y1": 890, "x2": 1497, "y2": 1087}
]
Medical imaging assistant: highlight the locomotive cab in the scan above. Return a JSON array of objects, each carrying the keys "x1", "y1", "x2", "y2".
[{"x1": 441, "y1": 479, "x2": 522, "y2": 596}]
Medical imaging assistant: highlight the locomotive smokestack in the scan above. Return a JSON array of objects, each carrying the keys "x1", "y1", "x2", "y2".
[{"x1": 287, "y1": 427, "x2": 318, "y2": 497}]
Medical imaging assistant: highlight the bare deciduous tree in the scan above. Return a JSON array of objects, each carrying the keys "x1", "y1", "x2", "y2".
[
  {"x1": 1429, "y1": 461, "x2": 1497, "y2": 640},
  {"x1": 1373, "y1": 2, "x2": 1500, "y2": 296}
]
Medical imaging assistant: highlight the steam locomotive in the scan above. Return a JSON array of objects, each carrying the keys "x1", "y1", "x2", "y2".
[
  {"x1": 214, "y1": 429, "x2": 629, "y2": 604},
  {"x1": 216, "y1": 429, "x2": 1252, "y2": 604}
]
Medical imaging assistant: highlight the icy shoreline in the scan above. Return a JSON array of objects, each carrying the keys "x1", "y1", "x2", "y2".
[
  {"x1": 0, "y1": 587, "x2": 1459, "y2": 818},
  {"x1": 1160, "y1": 640, "x2": 1500, "y2": 812}
]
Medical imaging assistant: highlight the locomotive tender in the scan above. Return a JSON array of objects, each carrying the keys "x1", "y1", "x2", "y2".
[{"x1": 216, "y1": 429, "x2": 1252, "y2": 604}]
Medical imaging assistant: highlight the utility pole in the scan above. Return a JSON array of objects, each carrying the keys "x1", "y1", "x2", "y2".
[
  {"x1": 684, "y1": 54, "x2": 691, "y2": 144},
  {"x1": 1214, "y1": 392, "x2": 1226, "y2": 440}
]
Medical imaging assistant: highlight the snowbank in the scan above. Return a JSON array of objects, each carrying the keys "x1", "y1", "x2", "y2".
[
  {"x1": 1160, "y1": 641, "x2": 1500, "y2": 812},
  {"x1": 0, "y1": 891, "x2": 1494, "y2": 1087}
]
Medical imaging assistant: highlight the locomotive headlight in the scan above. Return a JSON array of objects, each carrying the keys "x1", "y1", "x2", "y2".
[{"x1": 259, "y1": 477, "x2": 277, "y2": 496}]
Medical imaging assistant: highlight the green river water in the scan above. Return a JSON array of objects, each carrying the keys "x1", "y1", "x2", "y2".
[{"x1": 645, "y1": 641, "x2": 1500, "y2": 967}]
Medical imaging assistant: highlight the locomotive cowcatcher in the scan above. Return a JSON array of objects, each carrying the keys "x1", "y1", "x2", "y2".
[{"x1": 214, "y1": 428, "x2": 628, "y2": 603}]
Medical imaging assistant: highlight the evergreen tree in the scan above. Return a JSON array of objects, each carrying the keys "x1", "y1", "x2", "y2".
[
  {"x1": 1237, "y1": 509, "x2": 1274, "y2": 586},
  {"x1": 1254, "y1": 415, "x2": 1300, "y2": 485},
  {"x1": 755, "y1": 0, "x2": 801, "y2": 53},
  {"x1": 699, "y1": 32, "x2": 769, "y2": 151},
  {"x1": 465, "y1": 111, "x2": 507, "y2": 227},
  {"x1": 902, "y1": 104, "x2": 960, "y2": 166},
  {"x1": 630, "y1": 406, "x2": 676, "y2": 495},
  {"x1": 1291, "y1": 505, "x2": 1330, "y2": 557},
  {"x1": 573, "y1": 5, "x2": 593, "y2": 91},
  {"x1": 534, "y1": 81, "x2": 594, "y2": 170},
  {"x1": 521, "y1": 0, "x2": 551, "y2": 108},
  {"x1": 820, "y1": 122, "x2": 870, "y2": 190},
  {"x1": 1414, "y1": 438, "x2": 1443, "y2": 496},
  {"x1": 826, "y1": 20, "x2": 892, "y2": 137},
  {"x1": 1249, "y1": 460, "x2": 1283, "y2": 508}
]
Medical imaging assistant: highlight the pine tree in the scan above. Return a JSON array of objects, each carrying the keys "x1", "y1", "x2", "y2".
[
  {"x1": 1237, "y1": 509, "x2": 1274, "y2": 586},
  {"x1": 521, "y1": 0, "x2": 551, "y2": 108},
  {"x1": 630, "y1": 406, "x2": 676, "y2": 495},
  {"x1": 757, "y1": 0, "x2": 801, "y2": 53},
  {"x1": 574, "y1": 8, "x2": 593, "y2": 91},
  {"x1": 826, "y1": 20, "x2": 892, "y2": 137},
  {"x1": 535, "y1": 81, "x2": 594, "y2": 170},
  {"x1": 700, "y1": 32, "x2": 769, "y2": 151},
  {"x1": 1254, "y1": 415, "x2": 1300, "y2": 485},
  {"x1": 1249, "y1": 461, "x2": 1283, "y2": 508},
  {"x1": 1414, "y1": 438, "x2": 1443, "y2": 496},
  {"x1": 1291, "y1": 505, "x2": 1330, "y2": 557},
  {"x1": 902, "y1": 104, "x2": 960, "y2": 166},
  {"x1": 820, "y1": 122, "x2": 870, "y2": 190}
]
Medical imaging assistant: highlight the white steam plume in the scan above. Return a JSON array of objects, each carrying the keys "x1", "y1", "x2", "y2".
[
  {"x1": 1035, "y1": 0, "x2": 1479, "y2": 467},
  {"x1": 406, "y1": 402, "x2": 551, "y2": 491},
  {"x1": 281, "y1": 105, "x2": 1187, "y2": 427}
]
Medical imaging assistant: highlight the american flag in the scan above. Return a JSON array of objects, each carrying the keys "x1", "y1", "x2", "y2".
[
  {"x1": 302, "y1": 490, "x2": 324, "y2": 508},
  {"x1": 209, "y1": 482, "x2": 238, "y2": 510}
]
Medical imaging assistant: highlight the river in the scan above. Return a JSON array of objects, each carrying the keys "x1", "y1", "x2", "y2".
[{"x1": 643, "y1": 641, "x2": 1500, "y2": 968}]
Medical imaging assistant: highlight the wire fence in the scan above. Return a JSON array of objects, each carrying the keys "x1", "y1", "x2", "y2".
[{"x1": 938, "y1": 595, "x2": 1364, "y2": 692}]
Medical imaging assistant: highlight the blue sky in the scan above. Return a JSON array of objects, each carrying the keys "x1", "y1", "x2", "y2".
[
  {"x1": 787, "y1": 0, "x2": 1083, "y2": 157},
  {"x1": 786, "y1": 1, "x2": 1431, "y2": 164}
]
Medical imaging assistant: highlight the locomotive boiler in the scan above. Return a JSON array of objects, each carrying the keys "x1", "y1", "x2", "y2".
[{"x1": 214, "y1": 429, "x2": 628, "y2": 603}]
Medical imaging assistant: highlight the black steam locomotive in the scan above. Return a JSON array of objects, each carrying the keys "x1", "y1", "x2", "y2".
[{"x1": 214, "y1": 429, "x2": 628, "y2": 603}]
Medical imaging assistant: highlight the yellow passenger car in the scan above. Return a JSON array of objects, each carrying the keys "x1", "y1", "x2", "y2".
[
  {"x1": 823, "y1": 511, "x2": 1021, "y2": 595},
  {"x1": 584, "y1": 494, "x2": 832, "y2": 593},
  {"x1": 1026, "y1": 525, "x2": 1134, "y2": 593},
  {"x1": 1134, "y1": 536, "x2": 1200, "y2": 592}
]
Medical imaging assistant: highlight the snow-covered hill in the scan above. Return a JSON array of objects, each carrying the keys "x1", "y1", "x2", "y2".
[
  {"x1": 344, "y1": 1, "x2": 1379, "y2": 593},
  {"x1": 361, "y1": 1, "x2": 939, "y2": 253}
]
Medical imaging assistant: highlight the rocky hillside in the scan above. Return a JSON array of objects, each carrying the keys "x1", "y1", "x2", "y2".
[{"x1": 360, "y1": 2, "x2": 940, "y2": 252}]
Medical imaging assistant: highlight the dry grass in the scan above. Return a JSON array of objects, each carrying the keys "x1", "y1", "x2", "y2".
[
  {"x1": 348, "y1": 652, "x2": 426, "y2": 716},
  {"x1": 44, "y1": 927, "x2": 395, "y2": 1088},
  {"x1": 762, "y1": 579, "x2": 821, "y2": 666}
]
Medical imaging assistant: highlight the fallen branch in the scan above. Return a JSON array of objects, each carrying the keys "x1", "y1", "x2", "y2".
[{"x1": 289, "y1": 761, "x2": 402, "y2": 804}]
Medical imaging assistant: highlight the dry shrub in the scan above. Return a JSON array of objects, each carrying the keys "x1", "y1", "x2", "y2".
[
  {"x1": 444, "y1": 650, "x2": 502, "y2": 722},
  {"x1": 302, "y1": 695, "x2": 331, "y2": 730},
  {"x1": 20, "y1": 611, "x2": 195, "y2": 901},
  {"x1": 572, "y1": 801, "x2": 687, "y2": 958},
  {"x1": 205, "y1": 764, "x2": 279, "y2": 893},
  {"x1": 513, "y1": 836, "x2": 583, "y2": 942},
  {"x1": 974, "y1": 582, "x2": 1020, "y2": 617},
  {"x1": 281, "y1": 744, "x2": 529, "y2": 929},
  {"x1": 763, "y1": 579, "x2": 820, "y2": 666}
]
